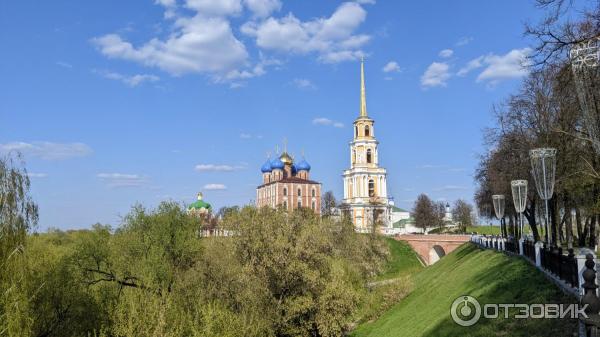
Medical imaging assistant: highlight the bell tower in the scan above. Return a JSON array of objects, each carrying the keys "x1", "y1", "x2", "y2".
[{"x1": 341, "y1": 58, "x2": 391, "y2": 233}]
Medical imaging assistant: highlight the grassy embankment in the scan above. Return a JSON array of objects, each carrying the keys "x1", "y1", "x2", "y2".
[
  {"x1": 352, "y1": 242, "x2": 577, "y2": 337},
  {"x1": 353, "y1": 238, "x2": 424, "y2": 324}
]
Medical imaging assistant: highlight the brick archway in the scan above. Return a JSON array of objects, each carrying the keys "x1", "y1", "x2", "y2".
[{"x1": 396, "y1": 234, "x2": 471, "y2": 265}]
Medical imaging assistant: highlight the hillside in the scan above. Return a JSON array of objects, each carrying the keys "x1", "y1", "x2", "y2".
[
  {"x1": 352, "y1": 243, "x2": 577, "y2": 337},
  {"x1": 376, "y1": 237, "x2": 424, "y2": 280}
]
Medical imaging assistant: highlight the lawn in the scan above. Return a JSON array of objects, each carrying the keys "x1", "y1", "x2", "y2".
[
  {"x1": 351, "y1": 243, "x2": 577, "y2": 337},
  {"x1": 376, "y1": 237, "x2": 424, "y2": 281},
  {"x1": 353, "y1": 238, "x2": 425, "y2": 325}
]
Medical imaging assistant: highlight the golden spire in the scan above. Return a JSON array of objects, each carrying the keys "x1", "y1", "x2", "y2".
[{"x1": 360, "y1": 56, "x2": 367, "y2": 117}]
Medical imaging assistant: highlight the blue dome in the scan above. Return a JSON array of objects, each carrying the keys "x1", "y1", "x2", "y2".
[
  {"x1": 270, "y1": 157, "x2": 284, "y2": 170},
  {"x1": 261, "y1": 159, "x2": 272, "y2": 173},
  {"x1": 296, "y1": 159, "x2": 311, "y2": 171}
]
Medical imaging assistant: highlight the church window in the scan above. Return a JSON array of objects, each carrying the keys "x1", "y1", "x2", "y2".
[
  {"x1": 366, "y1": 149, "x2": 372, "y2": 163},
  {"x1": 312, "y1": 201, "x2": 316, "y2": 210},
  {"x1": 368, "y1": 179, "x2": 375, "y2": 197},
  {"x1": 298, "y1": 200, "x2": 302, "y2": 208},
  {"x1": 355, "y1": 125, "x2": 358, "y2": 137},
  {"x1": 311, "y1": 188, "x2": 315, "y2": 197},
  {"x1": 298, "y1": 188, "x2": 301, "y2": 196},
  {"x1": 283, "y1": 201, "x2": 288, "y2": 209},
  {"x1": 365, "y1": 125, "x2": 370, "y2": 137},
  {"x1": 283, "y1": 187, "x2": 287, "y2": 196}
]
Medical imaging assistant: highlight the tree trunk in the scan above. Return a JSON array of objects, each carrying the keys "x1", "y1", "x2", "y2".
[
  {"x1": 550, "y1": 196, "x2": 559, "y2": 246},
  {"x1": 583, "y1": 217, "x2": 591, "y2": 247},
  {"x1": 592, "y1": 215, "x2": 598, "y2": 250},
  {"x1": 565, "y1": 202, "x2": 573, "y2": 249},
  {"x1": 524, "y1": 197, "x2": 541, "y2": 242},
  {"x1": 577, "y1": 208, "x2": 584, "y2": 247}
]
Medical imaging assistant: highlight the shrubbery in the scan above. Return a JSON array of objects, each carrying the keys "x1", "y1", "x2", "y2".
[{"x1": 1, "y1": 157, "x2": 390, "y2": 337}]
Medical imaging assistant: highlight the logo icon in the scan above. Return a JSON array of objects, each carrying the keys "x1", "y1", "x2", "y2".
[{"x1": 451, "y1": 295, "x2": 481, "y2": 326}]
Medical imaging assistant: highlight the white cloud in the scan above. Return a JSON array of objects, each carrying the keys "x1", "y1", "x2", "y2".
[
  {"x1": 239, "y1": 133, "x2": 263, "y2": 139},
  {"x1": 97, "y1": 173, "x2": 147, "y2": 188},
  {"x1": 457, "y1": 48, "x2": 531, "y2": 85},
  {"x1": 382, "y1": 61, "x2": 401, "y2": 73},
  {"x1": 243, "y1": 0, "x2": 281, "y2": 18},
  {"x1": 416, "y1": 164, "x2": 445, "y2": 169},
  {"x1": 94, "y1": 69, "x2": 159, "y2": 87},
  {"x1": 312, "y1": 117, "x2": 344, "y2": 128},
  {"x1": 56, "y1": 61, "x2": 73, "y2": 69},
  {"x1": 420, "y1": 62, "x2": 451, "y2": 88},
  {"x1": 184, "y1": 0, "x2": 243, "y2": 16},
  {"x1": 27, "y1": 173, "x2": 48, "y2": 178},
  {"x1": 433, "y1": 185, "x2": 469, "y2": 191},
  {"x1": 241, "y1": 2, "x2": 370, "y2": 63},
  {"x1": 195, "y1": 164, "x2": 245, "y2": 172},
  {"x1": 92, "y1": 14, "x2": 249, "y2": 77},
  {"x1": 0, "y1": 141, "x2": 92, "y2": 160},
  {"x1": 292, "y1": 78, "x2": 316, "y2": 89},
  {"x1": 456, "y1": 36, "x2": 473, "y2": 46},
  {"x1": 457, "y1": 56, "x2": 483, "y2": 76},
  {"x1": 439, "y1": 49, "x2": 453, "y2": 58},
  {"x1": 204, "y1": 183, "x2": 227, "y2": 190},
  {"x1": 476, "y1": 48, "x2": 531, "y2": 84}
]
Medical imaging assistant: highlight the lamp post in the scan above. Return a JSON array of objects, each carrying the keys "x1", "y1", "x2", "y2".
[
  {"x1": 511, "y1": 180, "x2": 528, "y2": 240},
  {"x1": 570, "y1": 36, "x2": 600, "y2": 155},
  {"x1": 492, "y1": 195, "x2": 506, "y2": 238},
  {"x1": 530, "y1": 148, "x2": 557, "y2": 245}
]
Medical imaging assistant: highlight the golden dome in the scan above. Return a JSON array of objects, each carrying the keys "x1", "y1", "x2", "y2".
[{"x1": 279, "y1": 152, "x2": 293, "y2": 164}]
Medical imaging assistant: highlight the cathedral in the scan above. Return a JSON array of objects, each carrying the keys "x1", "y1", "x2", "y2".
[
  {"x1": 256, "y1": 150, "x2": 322, "y2": 214},
  {"x1": 341, "y1": 59, "x2": 392, "y2": 232}
]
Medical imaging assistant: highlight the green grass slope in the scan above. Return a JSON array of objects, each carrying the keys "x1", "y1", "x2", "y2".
[
  {"x1": 376, "y1": 237, "x2": 424, "y2": 281},
  {"x1": 352, "y1": 243, "x2": 577, "y2": 337}
]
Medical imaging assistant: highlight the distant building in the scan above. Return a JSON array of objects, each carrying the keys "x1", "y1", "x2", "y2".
[
  {"x1": 444, "y1": 202, "x2": 452, "y2": 222},
  {"x1": 187, "y1": 192, "x2": 212, "y2": 217},
  {"x1": 341, "y1": 58, "x2": 392, "y2": 232},
  {"x1": 256, "y1": 151, "x2": 322, "y2": 214}
]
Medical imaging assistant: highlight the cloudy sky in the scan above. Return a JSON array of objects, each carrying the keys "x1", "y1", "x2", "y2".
[{"x1": 1, "y1": 0, "x2": 546, "y2": 230}]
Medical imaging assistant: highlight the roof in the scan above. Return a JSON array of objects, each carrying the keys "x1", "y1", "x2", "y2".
[
  {"x1": 392, "y1": 205, "x2": 409, "y2": 213},
  {"x1": 393, "y1": 217, "x2": 415, "y2": 228},
  {"x1": 258, "y1": 176, "x2": 321, "y2": 188},
  {"x1": 188, "y1": 200, "x2": 212, "y2": 210}
]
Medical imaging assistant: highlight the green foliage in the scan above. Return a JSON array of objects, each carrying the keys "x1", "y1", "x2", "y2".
[
  {"x1": 0, "y1": 154, "x2": 38, "y2": 337},
  {"x1": 1, "y1": 198, "x2": 392, "y2": 337}
]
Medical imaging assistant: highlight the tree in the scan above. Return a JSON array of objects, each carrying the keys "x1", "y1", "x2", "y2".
[
  {"x1": 452, "y1": 199, "x2": 474, "y2": 233},
  {"x1": 433, "y1": 201, "x2": 447, "y2": 229},
  {"x1": 321, "y1": 190, "x2": 337, "y2": 217},
  {"x1": 0, "y1": 154, "x2": 38, "y2": 336},
  {"x1": 412, "y1": 194, "x2": 435, "y2": 231},
  {"x1": 525, "y1": 0, "x2": 600, "y2": 67}
]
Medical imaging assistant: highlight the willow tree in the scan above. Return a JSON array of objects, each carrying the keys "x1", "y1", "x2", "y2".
[{"x1": 0, "y1": 154, "x2": 38, "y2": 336}]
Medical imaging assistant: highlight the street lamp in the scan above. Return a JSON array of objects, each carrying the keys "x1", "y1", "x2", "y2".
[
  {"x1": 492, "y1": 194, "x2": 506, "y2": 238},
  {"x1": 530, "y1": 148, "x2": 557, "y2": 245},
  {"x1": 511, "y1": 180, "x2": 528, "y2": 240},
  {"x1": 570, "y1": 36, "x2": 600, "y2": 155}
]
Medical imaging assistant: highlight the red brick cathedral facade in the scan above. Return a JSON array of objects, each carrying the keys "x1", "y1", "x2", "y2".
[{"x1": 256, "y1": 151, "x2": 321, "y2": 214}]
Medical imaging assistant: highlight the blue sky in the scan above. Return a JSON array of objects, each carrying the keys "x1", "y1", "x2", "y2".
[{"x1": 1, "y1": 0, "x2": 549, "y2": 230}]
